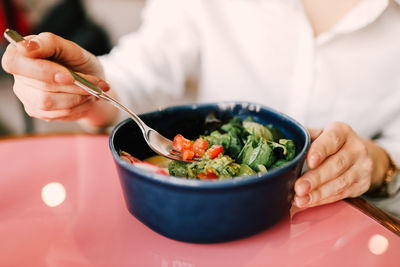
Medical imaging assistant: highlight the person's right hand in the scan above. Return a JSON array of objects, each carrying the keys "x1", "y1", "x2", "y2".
[{"x1": 1, "y1": 32, "x2": 112, "y2": 125}]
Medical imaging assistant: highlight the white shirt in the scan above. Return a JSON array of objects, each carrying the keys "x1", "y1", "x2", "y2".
[{"x1": 99, "y1": 0, "x2": 400, "y2": 168}]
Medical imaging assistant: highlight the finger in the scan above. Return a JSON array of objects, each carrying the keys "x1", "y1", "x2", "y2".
[
  {"x1": 16, "y1": 74, "x2": 110, "y2": 95},
  {"x1": 294, "y1": 190, "x2": 348, "y2": 208},
  {"x1": 294, "y1": 142, "x2": 357, "y2": 197},
  {"x1": 307, "y1": 122, "x2": 350, "y2": 169},
  {"x1": 23, "y1": 97, "x2": 97, "y2": 121},
  {"x1": 294, "y1": 164, "x2": 366, "y2": 208},
  {"x1": 15, "y1": 33, "x2": 95, "y2": 72},
  {"x1": 14, "y1": 79, "x2": 96, "y2": 111},
  {"x1": 295, "y1": 180, "x2": 369, "y2": 208},
  {"x1": 307, "y1": 128, "x2": 322, "y2": 141},
  {"x1": 2, "y1": 36, "x2": 109, "y2": 91},
  {"x1": 3, "y1": 45, "x2": 73, "y2": 85},
  {"x1": 308, "y1": 167, "x2": 356, "y2": 206},
  {"x1": 62, "y1": 71, "x2": 110, "y2": 92}
]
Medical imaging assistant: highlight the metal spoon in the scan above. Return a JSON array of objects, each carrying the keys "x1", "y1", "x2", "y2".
[{"x1": 4, "y1": 28, "x2": 198, "y2": 163}]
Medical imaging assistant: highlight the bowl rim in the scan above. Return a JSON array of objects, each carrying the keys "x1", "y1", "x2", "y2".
[{"x1": 109, "y1": 101, "x2": 311, "y2": 189}]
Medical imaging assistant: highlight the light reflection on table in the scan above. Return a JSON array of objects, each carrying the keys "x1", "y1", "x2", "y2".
[{"x1": 0, "y1": 135, "x2": 399, "y2": 267}]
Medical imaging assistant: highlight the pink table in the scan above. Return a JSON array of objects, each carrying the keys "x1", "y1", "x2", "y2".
[{"x1": 1, "y1": 135, "x2": 399, "y2": 267}]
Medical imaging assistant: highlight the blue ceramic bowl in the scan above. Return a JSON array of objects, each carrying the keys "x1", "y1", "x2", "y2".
[{"x1": 109, "y1": 102, "x2": 310, "y2": 243}]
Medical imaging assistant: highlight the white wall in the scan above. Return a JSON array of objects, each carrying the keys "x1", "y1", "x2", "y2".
[{"x1": 84, "y1": 0, "x2": 146, "y2": 45}]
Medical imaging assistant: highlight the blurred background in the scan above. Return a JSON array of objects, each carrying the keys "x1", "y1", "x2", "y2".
[{"x1": 0, "y1": 0, "x2": 146, "y2": 136}]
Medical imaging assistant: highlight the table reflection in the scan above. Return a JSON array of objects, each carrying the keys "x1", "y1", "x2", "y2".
[
  {"x1": 368, "y1": 234, "x2": 389, "y2": 255},
  {"x1": 41, "y1": 182, "x2": 67, "y2": 207}
]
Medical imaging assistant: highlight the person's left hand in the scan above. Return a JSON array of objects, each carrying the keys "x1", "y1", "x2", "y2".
[{"x1": 293, "y1": 121, "x2": 381, "y2": 208}]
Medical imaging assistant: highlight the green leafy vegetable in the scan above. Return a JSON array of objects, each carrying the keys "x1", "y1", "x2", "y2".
[
  {"x1": 243, "y1": 120, "x2": 273, "y2": 140},
  {"x1": 237, "y1": 134, "x2": 275, "y2": 169},
  {"x1": 167, "y1": 116, "x2": 296, "y2": 180},
  {"x1": 266, "y1": 124, "x2": 285, "y2": 142},
  {"x1": 279, "y1": 139, "x2": 296, "y2": 161}
]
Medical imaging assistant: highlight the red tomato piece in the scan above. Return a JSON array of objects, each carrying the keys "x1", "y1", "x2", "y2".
[
  {"x1": 173, "y1": 134, "x2": 192, "y2": 152},
  {"x1": 181, "y1": 149, "x2": 195, "y2": 161},
  {"x1": 193, "y1": 147, "x2": 205, "y2": 158},
  {"x1": 206, "y1": 145, "x2": 223, "y2": 159},
  {"x1": 197, "y1": 169, "x2": 218, "y2": 180},
  {"x1": 193, "y1": 138, "x2": 208, "y2": 150},
  {"x1": 193, "y1": 138, "x2": 208, "y2": 157}
]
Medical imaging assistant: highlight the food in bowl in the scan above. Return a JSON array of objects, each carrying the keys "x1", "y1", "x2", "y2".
[
  {"x1": 119, "y1": 151, "x2": 169, "y2": 175},
  {"x1": 120, "y1": 115, "x2": 296, "y2": 180},
  {"x1": 109, "y1": 102, "x2": 310, "y2": 243}
]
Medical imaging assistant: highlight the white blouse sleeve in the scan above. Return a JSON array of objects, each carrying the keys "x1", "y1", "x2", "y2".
[{"x1": 98, "y1": 0, "x2": 200, "y2": 117}]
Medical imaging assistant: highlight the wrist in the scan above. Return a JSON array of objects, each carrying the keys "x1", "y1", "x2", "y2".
[
  {"x1": 371, "y1": 152, "x2": 399, "y2": 197},
  {"x1": 365, "y1": 139, "x2": 399, "y2": 197}
]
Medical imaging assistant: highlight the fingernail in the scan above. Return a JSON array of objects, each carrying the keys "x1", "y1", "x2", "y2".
[
  {"x1": 309, "y1": 153, "x2": 320, "y2": 168},
  {"x1": 21, "y1": 39, "x2": 39, "y2": 51},
  {"x1": 97, "y1": 81, "x2": 110, "y2": 92},
  {"x1": 54, "y1": 72, "x2": 73, "y2": 84},
  {"x1": 295, "y1": 194, "x2": 311, "y2": 207},
  {"x1": 296, "y1": 179, "x2": 311, "y2": 196}
]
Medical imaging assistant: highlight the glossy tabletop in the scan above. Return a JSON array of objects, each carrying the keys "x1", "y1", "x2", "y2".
[{"x1": 1, "y1": 135, "x2": 399, "y2": 267}]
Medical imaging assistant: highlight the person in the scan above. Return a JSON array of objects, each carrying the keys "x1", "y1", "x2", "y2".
[{"x1": 2, "y1": 0, "x2": 400, "y2": 216}]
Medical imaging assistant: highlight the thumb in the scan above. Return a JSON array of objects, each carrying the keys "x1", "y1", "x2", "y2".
[
  {"x1": 307, "y1": 128, "x2": 322, "y2": 141},
  {"x1": 16, "y1": 32, "x2": 95, "y2": 72}
]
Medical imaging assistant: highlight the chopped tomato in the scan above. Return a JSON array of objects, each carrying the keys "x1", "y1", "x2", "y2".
[
  {"x1": 193, "y1": 147, "x2": 205, "y2": 158},
  {"x1": 173, "y1": 134, "x2": 192, "y2": 151},
  {"x1": 193, "y1": 138, "x2": 208, "y2": 157},
  {"x1": 197, "y1": 169, "x2": 218, "y2": 180},
  {"x1": 173, "y1": 134, "x2": 222, "y2": 161},
  {"x1": 181, "y1": 149, "x2": 195, "y2": 161},
  {"x1": 206, "y1": 145, "x2": 223, "y2": 159},
  {"x1": 193, "y1": 138, "x2": 208, "y2": 150}
]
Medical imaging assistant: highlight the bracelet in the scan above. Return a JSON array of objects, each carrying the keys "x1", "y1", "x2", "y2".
[{"x1": 371, "y1": 154, "x2": 399, "y2": 197}]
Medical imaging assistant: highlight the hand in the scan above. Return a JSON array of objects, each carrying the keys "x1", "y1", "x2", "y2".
[
  {"x1": 293, "y1": 122, "x2": 389, "y2": 208},
  {"x1": 1, "y1": 32, "x2": 115, "y2": 126}
]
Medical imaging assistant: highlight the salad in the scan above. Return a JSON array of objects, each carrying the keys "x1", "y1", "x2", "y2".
[{"x1": 120, "y1": 116, "x2": 296, "y2": 180}]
